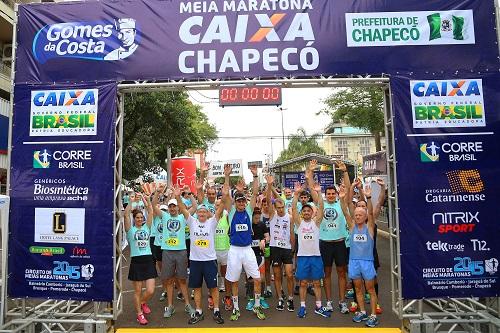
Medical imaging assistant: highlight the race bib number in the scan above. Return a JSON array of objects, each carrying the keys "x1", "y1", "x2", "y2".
[
  {"x1": 277, "y1": 241, "x2": 288, "y2": 248},
  {"x1": 235, "y1": 224, "x2": 248, "y2": 232},
  {"x1": 353, "y1": 234, "x2": 367, "y2": 242},
  {"x1": 215, "y1": 229, "x2": 225, "y2": 235},
  {"x1": 166, "y1": 238, "x2": 179, "y2": 246},
  {"x1": 327, "y1": 223, "x2": 337, "y2": 229},
  {"x1": 302, "y1": 233, "x2": 314, "y2": 241},
  {"x1": 195, "y1": 239, "x2": 209, "y2": 248},
  {"x1": 251, "y1": 240, "x2": 260, "y2": 247},
  {"x1": 136, "y1": 240, "x2": 148, "y2": 248}
]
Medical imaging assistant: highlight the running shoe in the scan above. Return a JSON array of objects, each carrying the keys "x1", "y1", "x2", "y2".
[
  {"x1": 345, "y1": 288, "x2": 354, "y2": 299},
  {"x1": 163, "y1": 305, "x2": 175, "y2": 318},
  {"x1": 294, "y1": 285, "x2": 300, "y2": 295},
  {"x1": 137, "y1": 313, "x2": 148, "y2": 325},
  {"x1": 349, "y1": 301, "x2": 358, "y2": 313},
  {"x1": 376, "y1": 303, "x2": 383, "y2": 315},
  {"x1": 159, "y1": 291, "x2": 167, "y2": 301},
  {"x1": 246, "y1": 299, "x2": 255, "y2": 311},
  {"x1": 253, "y1": 305, "x2": 266, "y2": 320},
  {"x1": 339, "y1": 301, "x2": 349, "y2": 314},
  {"x1": 213, "y1": 310, "x2": 224, "y2": 324},
  {"x1": 140, "y1": 303, "x2": 151, "y2": 315},
  {"x1": 276, "y1": 299, "x2": 285, "y2": 311},
  {"x1": 188, "y1": 311, "x2": 204, "y2": 325},
  {"x1": 263, "y1": 289, "x2": 273, "y2": 298},
  {"x1": 352, "y1": 311, "x2": 369, "y2": 323},
  {"x1": 307, "y1": 286, "x2": 315, "y2": 296},
  {"x1": 366, "y1": 314, "x2": 379, "y2": 327},
  {"x1": 185, "y1": 304, "x2": 196, "y2": 317},
  {"x1": 287, "y1": 299, "x2": 295, "y2": 312},
  {"x1": 260, "y1": 298, "x2": 270, "y2": 309},
  {"x1": 364, "y1": 293, "x2": 370, "y2": 304},
  {"x1": 224, "y1": 296, "x2": 233, "y2": 311},
  {"x1": 297, "y1": 306, "x2": 307, "y2": 318},
  {"x1": 314, "y1": 306, "x2": 331, "y2": 318},
  {"x1": 176, "y1": 292, "x2": 184, "y2": 301},
  {"x1": 325, "y1": 301, "x2": 334, "y2": 312},
  {"x1": 230, "y1": 309, "x2": 240, "y2": 321},
  {"x1": 208, "y1": 296, "x2": 214, "y2": 310}
]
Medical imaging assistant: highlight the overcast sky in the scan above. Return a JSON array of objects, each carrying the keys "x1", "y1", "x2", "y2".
[{"x1": 189, "y1": 87, "x2": 334, "y2": 181}]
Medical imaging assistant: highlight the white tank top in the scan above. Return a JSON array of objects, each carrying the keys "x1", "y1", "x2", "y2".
[
  {"x1": 269, "y1": 213, "x2": 292, "y2": 249},
  {"x1": 297, "y1": 220, "x2": 321, "y2": 256}
]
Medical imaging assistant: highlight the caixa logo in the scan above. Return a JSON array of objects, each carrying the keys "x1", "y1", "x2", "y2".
[{"x1": 32, "y1": 18, "x2": 140, "y2": 64}]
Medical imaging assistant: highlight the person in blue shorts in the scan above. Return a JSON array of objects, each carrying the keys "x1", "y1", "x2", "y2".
[{"x1": 339, "y1": 184, "x2": 379, "y2": 328}]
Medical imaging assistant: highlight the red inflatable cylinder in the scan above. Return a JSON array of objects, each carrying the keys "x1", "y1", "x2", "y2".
[{"x1": 171, "y1": 157, "x2": 197, "y2": 195}]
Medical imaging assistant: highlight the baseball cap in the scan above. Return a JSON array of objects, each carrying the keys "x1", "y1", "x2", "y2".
[
  {"x1": 167, "y1": 198, "x2": 178, "y2": 206},
  {"x1": 301, "y1": 203, "x2": 313, "y2": 211},
  {"x1": 234, "y1": 192, "x2": 246, "y2": 201},
  {"x1": 196, "y1": 204, "x2": 209, "y2": 212},
  {"x1": 160, "y1": 204, "x2": 168, "y2": 211}
]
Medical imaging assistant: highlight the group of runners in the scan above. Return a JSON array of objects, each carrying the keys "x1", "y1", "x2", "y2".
[{"x1": 123, "y1": 160, "x2": 386, "y2": 328}]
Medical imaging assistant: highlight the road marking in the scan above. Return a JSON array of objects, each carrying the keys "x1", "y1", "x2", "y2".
[{"x1": 117, "y1": 328, "x2": 401, "y2": 333}]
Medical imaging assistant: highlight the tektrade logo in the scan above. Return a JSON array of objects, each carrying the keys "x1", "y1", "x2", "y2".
[
  {"x1": 30, "y1": 89, "x2": 98, "y2": 137},
  {"x1": 425, "y1": 240, "x2": 464, "y2": 252},
  {"x1": 425, "y1": 169, "x2": 485, "y2": 203},
  {"x1": 177, "y1": 2, "x2": 318, "y2": 75},
  {"x1": 33, "y1": 18, "x2": 140, "y2": 64},
  {"x1": 420, "y1": 141, "x2": 483, "y2": 162},
  {"x1": 34, "y1": 207, "x2": 85, "y2": 244},
  {"x1": 33, "y1": 149, "x2": 92, "y2": 169},
  {"x1": 410, "y1": 79, "x2": 485, "y2": 128},
  {"x1": 345, "y1": 10, "x2": 474, "y2": 47}
]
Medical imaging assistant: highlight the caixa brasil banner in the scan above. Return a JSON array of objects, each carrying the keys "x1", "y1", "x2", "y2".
[
  {"x1": 391, "y1": 74, "x2": 500, "y2": 298},
  {"x1": 8, "y1": 83, "x2": 116, "y2": 301},
  {"x1": 14, "y1": 0, "x2": 498, "y2": 83}
]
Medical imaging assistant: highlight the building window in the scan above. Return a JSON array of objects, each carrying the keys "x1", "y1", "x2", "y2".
[
  {"x1": 360, "y1": 137, "x2": 371, "y2": 156},
  {"x1": 337, "y1": 139, "x2": 348, "y2": 158}
]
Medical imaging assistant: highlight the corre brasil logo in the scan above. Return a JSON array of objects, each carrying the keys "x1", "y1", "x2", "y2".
[
  {"x1": 33, "y1": 18, "x2": 140, "y2": 64},
  {"x1": 34, "y1": 149, "x2": 51, "y2": 168}
]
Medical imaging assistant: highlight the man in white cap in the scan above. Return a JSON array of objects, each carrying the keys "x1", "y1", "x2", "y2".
[
  {"x1": 104, "y1": 18, "x2": 138, "y2": 60},
  {"x1": 152, "y1": 186, "x2": 195, "y2": 320},
  {"x1": 175, "y1": 184, "x2": 228, "y2": 325}
]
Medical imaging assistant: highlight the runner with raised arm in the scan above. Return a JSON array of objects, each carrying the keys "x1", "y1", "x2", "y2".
[
  {"x1": 124, "y1": 191, "x2": 156, "y2": 325},
  {"x1": 174, "y1": 184, "x2": 226, "y2": 325},
  {"x1": 265, "y1": 174, "x2": 295, "y2": 312},
  {"x1": 338, "y1": 184, "x2": 380, "y2": 327},
  {"x1": 224, "y1": 164, "x2": 266, "y2": 321},
  {"x1": 291, "y1": 181, "x2": 330, "y2": 319}
]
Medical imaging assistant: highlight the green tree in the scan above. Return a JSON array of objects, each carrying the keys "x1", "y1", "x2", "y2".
[
  {"x1": 275, "y1": 128, "x2": 326, "y2": 171},
  {"x1": 321, "y1": 87, "x2": 384, "y2": 151},
  {"x1": 123, "y1": 91, "x2": 218, "y2": 181}
]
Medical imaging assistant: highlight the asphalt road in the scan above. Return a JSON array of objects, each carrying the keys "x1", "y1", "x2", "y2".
[{"x1": 115, "y1": 233, "x2": 400, "y2": 329}]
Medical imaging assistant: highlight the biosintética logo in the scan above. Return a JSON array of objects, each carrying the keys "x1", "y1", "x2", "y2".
[{"x1": 33, "y1": 18, "x2": 140, "y2": 64}]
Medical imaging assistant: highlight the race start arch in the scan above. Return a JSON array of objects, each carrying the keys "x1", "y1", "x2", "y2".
[{"x1": 4, "y1": 0, "x2": 500, "y2": 332}]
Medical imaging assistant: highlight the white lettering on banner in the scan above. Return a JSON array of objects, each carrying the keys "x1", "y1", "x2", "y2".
[
  {"x1": 345, "y1": 10, "x2": 475, "y2": 47},
  {"x1": 177, "y1": 2, "x2": 318, "y2": 75}
]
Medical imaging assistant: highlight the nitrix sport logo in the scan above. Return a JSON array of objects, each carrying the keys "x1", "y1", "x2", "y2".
[{"x1": 32, "y1": 18, "x2": 140, "y2": 64}]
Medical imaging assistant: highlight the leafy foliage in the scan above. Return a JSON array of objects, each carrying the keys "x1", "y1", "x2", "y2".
[
  {"x1": 123, "y1": 91, "x2": 217, "y2": 181},
  {"x1": 275, "y1": 128, "x2": 326, "y2": 171}
]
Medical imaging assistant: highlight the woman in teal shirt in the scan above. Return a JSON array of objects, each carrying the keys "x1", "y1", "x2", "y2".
[{"x1": 124, "y1": 193, "x2": 156, "y2": 325}]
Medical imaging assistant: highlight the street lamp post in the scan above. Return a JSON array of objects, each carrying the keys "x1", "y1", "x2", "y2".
[{"x1": 279, "y1": 107, "x2": 287, "y2": 151}]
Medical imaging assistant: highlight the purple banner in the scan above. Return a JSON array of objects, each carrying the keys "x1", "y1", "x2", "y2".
[
  {"x1": 8, "y1": 82, "x2": 116, "y2": 301},
  {"x1": 391, "y1": 73, "x2": 500, "y2": 299},
  {"x1": 14, "y1": 0, "x2": 499, "y2": 84}
]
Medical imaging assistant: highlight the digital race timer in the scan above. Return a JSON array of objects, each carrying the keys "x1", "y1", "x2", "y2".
[{"x1": 219, "y1": 85, "x2": 282, "y2": 107}]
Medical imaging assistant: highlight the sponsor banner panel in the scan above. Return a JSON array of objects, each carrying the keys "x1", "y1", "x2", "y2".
[
  {"x1": 283, "y1": 171, "x2": 334, "y2": 190},
  {"x1": 8, "y1": 82, "x2": 116, "y2": 301},
  {"x1": 15, "y1": 0, "x2": 498, "y2": 84},
  {"x1": 208, "y1": 159, "x2": 243, "y2": 177},
  {"x1": 362, "y1": 151, "x2": 387, "y2": 176},
  {"x1": 391, "y1": 74, "x2": 500, "y2": 299}
]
